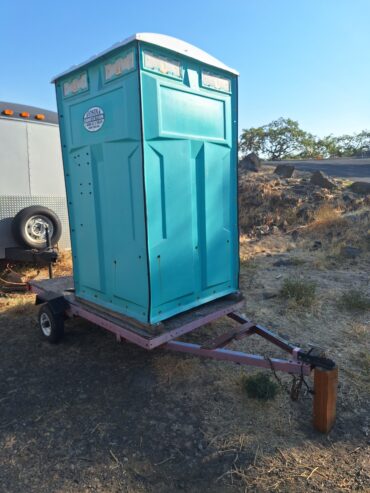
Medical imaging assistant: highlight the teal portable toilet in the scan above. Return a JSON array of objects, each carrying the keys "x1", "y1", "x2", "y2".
[{"x1": 53, "y1": 33, "x2": 239, "y2": 325}]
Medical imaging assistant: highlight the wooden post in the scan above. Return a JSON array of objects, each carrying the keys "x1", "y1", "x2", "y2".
[{"x1": 313, "y1": 366, "x2": 338, "y2": 433}]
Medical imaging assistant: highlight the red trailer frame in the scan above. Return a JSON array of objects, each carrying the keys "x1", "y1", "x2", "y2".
[{"x1": 28, "y1": 276, "x2": 338, "y2": 433}]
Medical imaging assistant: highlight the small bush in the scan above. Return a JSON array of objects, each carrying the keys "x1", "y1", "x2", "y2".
[
  {"x1": 244, "y1": 373, "x2": 279, "y2": 400},
  {"x1": 290, "y1": 257, "x2": 306, "y2": 266},
  {"x1": 279, "y1": 278, "x2": 316, "y2": 307},
  {"x1": 339, "y1": 289, "x2": 370, "y2": 311},
  {"x1": 360, "y1": 352, "x2": 370, "y2": 377},
  {"x1": 360, "y1": 350, "x2": 370, "y2": 366}
]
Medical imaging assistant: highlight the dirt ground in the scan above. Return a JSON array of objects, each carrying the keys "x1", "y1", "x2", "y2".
[{"x1": 1, "y1": 173, "x2": 370, "y2": 492}]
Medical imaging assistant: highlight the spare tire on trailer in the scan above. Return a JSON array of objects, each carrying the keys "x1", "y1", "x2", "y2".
[{"x1": 12, "y1": 205, "x2": 62, "y2": 250}]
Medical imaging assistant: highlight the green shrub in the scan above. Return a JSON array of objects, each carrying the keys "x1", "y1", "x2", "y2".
[
  {"x1": 339, "y1": 289, "x2": 370, "y2": 311},
  {"x1": 244, "y1": 373, "x2": 279, "y2": 400},
  {"x1": 279, "y1": 278, "x2": 316, "y2": 307}
]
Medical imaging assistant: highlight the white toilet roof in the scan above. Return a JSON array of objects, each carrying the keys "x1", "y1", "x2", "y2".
[{"x1": 52, "y1": 32, "x2": 238, "y2": 82}]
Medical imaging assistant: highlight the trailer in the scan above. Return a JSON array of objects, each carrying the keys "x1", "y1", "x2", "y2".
[
  {"x1": 0, "y1": 101, "x2": 70, "y2": 262},
  {"x1": 29, "y1": 276, "x2": 338, "y2": 433}
]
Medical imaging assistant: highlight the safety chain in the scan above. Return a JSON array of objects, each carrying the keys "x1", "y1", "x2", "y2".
[{"x1": 266, "y1": 356, "x2": 314, "y2": 401}]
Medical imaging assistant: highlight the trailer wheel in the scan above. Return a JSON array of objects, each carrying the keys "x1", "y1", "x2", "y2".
[
  {"x1": 12, "y1": 206, "x2": 62, "y2": 250},
  {"x1": 38, "y1": 304, "x2": 64, "y2": 343}
]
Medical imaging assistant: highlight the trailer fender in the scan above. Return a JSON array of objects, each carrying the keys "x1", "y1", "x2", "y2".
[{"x1": 35, "y1": 295, "x2": 67, "y2": 317}]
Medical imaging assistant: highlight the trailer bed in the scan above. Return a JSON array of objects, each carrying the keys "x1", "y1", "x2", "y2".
[{"x1": 29, "y1": 276, "x2": 245, "y2": 349}]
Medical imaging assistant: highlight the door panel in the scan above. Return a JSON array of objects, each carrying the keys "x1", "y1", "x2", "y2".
[
  {"x1": 144, "y1": 140, "x2": 196, "y2": 309},
  {"x1": 200, "y1": 142, "x2": 232, "y2": 289},
  {"x1": 141, "y1": 64, "x2": 236, "y2": 320}
]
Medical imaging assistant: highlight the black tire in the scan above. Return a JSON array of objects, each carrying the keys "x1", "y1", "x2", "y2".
[
  {"x1": 38, "y1": 304, "x2": 64, "y2": 343},
  {"x1": 12, "y1": 206, "x2": 62, "y2": 249}
]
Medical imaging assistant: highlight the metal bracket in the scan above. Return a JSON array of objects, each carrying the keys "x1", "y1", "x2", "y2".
[
  {"x1": 297, "y1": 349, "x2": 335, "y2": 371},
  {"x1": 5, "y1": 247, "x2": 58, "y2": 264},
  {"x1": 201, "y1": 322, "x2": 255, "y2": 349}
]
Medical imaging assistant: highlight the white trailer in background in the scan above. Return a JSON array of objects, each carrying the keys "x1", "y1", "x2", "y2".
[{"x1": 0, "y1": 101, "x2": 70, "y2": 261}]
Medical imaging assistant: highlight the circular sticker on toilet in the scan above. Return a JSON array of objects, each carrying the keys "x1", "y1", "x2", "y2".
[{"x1": 83, "y1": 106, "x2": 104, "y2": 132}]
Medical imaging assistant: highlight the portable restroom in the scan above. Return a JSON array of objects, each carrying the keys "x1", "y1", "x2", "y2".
[{"x1": 53, "y1": 33, "x2": 239, "y2": 324}]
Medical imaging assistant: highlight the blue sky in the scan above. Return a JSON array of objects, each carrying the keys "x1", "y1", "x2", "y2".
[{"x1": 1, "y1": 0, "x2": 368, "y2": 137}]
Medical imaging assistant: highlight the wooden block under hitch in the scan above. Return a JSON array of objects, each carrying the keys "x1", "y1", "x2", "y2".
[{"x1": 313, "y1": 366, "x2": 339, "y2": 433}]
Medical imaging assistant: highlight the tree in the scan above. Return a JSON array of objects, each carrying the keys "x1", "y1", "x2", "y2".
[
  {"x1": 239, "y1": 118, "x2": 307, "y2": 160},
  {"x1": 299, "y1": 135, "x2": 339, "y2": 159},
  {"x1": 335, "y1": 134, "x2": 357, "y2": 157},
  {"x1": 298, "y1": 132, "x2": 320, "y2": 158},
  {"x1": 240, "y1": 118, "x2": 370, "y2": 160},
  {"x1": 314, "y1": 132, "x2": 370, "y2": 158},
  {"x1": 316, "y1": 135, "x2": 339, "y2": 158},
  {"x1": 338, "y1": 131, "x2": 370, "y2": 157}
]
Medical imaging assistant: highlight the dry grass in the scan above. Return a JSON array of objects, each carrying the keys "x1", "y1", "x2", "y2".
[
  {"x1": 239, "y1": 234, "x2": 295, "y2": 264},
  {"x1": 151, "y1": 354, "x2": 203, "y2": 384},
  {"x1": 238, "y1": 173, "x2": 304, "y2": 234},
  {"x1": 53, "y1": 249, "x2": 73, "y2": 277},
  {"x1": 0, "y1": 249, "x2": 72, "y2": 285},
  {"x1": 313, "y1": 203, "x2": 343, "y2": 225},
  {"x1": 228, "y1": 443, "x2": 370, "y2": 492},
  {"x1": 279, "y1": 278, "x2": 316, "y2": 307},
  {"x1": 28, "y1": 249, "x2": 73, "y2": 279},
  {"x1": 0, "y1": 293, "x2": 36, "y2": 316},
  {"x1": 306, "y1": 205, "x2": 348, "y2": 241},
  {"x1": 346, "y1": 321, "x2": 369, "y2": 341},
  {"x1": 0, "y1": 250, "x2": 73, "y2": 315},
  {"x1": 300, "y1": 209, "x2": 370, "y2": 271},
  {"x1": 237, "y1": 168, "x2": 366, "y2": 238}
]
